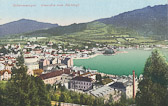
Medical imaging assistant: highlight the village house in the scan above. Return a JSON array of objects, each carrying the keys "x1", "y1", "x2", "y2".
[
  {"x1": 25, "y1": 62, "x2": 39, "y2": 75},
  {"x1": 39, "y1": 68, "x2": 73, "y2": 85},
  {"x1": 0, "y1": 70, "x2": 12, "y2": 81},
  {"x1": 50, "y1": 58, "x2": 58, "y2": 64},
  {"x1": 109, "y1": 78, "x2": 138, "y2": 99},
  {"x1": 4, "y1": 63, "x2": 14, "y2": 71},
  {"x1": 61, "y1": 57, "x2": 73, "y2": 67},
  {"x1": 39, "y1": 70, "x2": 64, "y2": 85},
  {"x1": 69, "y1": 76, "x2": 93, "y2": 91},
  {"x1": 43, "y1": 64, "x2": 58, "y2": 72},
  {"x1": 24, "y1": 56, "x2": 38, "y2": 63},
  {"x1": 24, "y1": 52, "x2": 32, "y2": 57},
  {"x1": 39, "y1": 59, "x2": 50, "y2": 69},
  {"x1": 32, "y1": 49, "x2": 42, "y2": 54}
]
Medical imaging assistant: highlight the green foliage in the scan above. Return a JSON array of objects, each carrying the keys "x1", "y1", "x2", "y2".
[
  {"x1": 96, "y1": 74, "x2": 102, "y2": 82},
  {"x1": 16, "y1": 54, "x2": 25, "y2": 67},
  {"x1": 26, "y1": 23, "x2": 87, "y2": 36},
  {"x1": 51, "y1": 86, "x2": 104, "y2": 106},
  {"x1": 136, "y1": 50, "x2": 168, "y2": 106},
  {"x1": 0, "y1": 81, "x2": 7, "y2": 89},
  {"x1": 0, "y1": 56, "x2": 51, "y2": 106},
  {"x1": 0, "y1": 46, "x2": 10, "y2": 54}
]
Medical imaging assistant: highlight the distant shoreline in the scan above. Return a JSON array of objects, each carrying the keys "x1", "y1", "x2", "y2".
[
  {"x1": 74, "y1": 51, "x2": 128, "y2": 60},
  {"x1": 74, "y1": 53, "x2": 103, "y2": 60}
]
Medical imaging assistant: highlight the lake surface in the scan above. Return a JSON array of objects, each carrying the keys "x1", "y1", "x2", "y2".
[{"x1": 74, "y1": 49, "x2": 168, "y2": 76}]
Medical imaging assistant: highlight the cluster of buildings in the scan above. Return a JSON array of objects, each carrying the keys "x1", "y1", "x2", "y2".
[{"x1": 0, "y1": 42, "x2": 141, "y2": 102}]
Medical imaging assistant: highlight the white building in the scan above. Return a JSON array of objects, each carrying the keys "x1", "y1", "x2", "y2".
[{"x1": 0, "y1": 70, "x2": 12, "y2": 81}]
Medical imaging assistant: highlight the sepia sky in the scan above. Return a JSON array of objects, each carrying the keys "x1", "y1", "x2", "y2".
[{"x1": 0, "y1": 0, "x2": 167, "y2": 25}]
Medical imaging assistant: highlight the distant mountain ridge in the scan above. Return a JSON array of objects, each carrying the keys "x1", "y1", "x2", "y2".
[
  {"x1": 25, "y1": 23, "x2": 87, "y2": 37},
  {"x1": 97, "y1": 4, "x2": 168, "y2": 39},
  {"x1": 0, "y1": 19, "x2": 58, "y2": 36},
  {"x1": 1, "y1": 4, "x2": 167, "y2": 40}
]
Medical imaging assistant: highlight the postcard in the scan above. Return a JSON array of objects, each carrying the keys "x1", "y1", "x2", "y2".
[{"x1": 0, "y1": 0, "x2": 168, "y2": 106}]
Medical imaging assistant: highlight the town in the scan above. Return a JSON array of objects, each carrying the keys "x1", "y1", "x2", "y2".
[{"x1": 0, "y1": 41, "x2": 154, "y2": 104}]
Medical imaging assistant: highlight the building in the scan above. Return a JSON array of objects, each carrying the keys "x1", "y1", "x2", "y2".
[
  {"x1": 90, "y1": 86, "x2": 121, "y2": 102},
  {"x1": 0, "y1": 70, "x2": 12, "y2": 80},
  {"x1": 80, "y1": 72, "x2": 96, "y2": 81},
  {"x1": 24, "y1": 56, "x2": 38, "y2": 63},
  {"x1": 39, "y1": 70, "x2": 63, "y2": 85},
  {"x1": 43, "y1": 64, "x2": 58, "y2": 71},
  {"x1": 69, "y1": 76, "x2": 93, "y2": 91},
  {"x1": 50, "y1": 58, "x2": 58, "y2": 64},
  {"x1": 39, "y1": 59, "x2": 50, "y2": 69},
  {"x1": 61, "y1": 57, "x2": 73, "y2": 67},
  {"x1": 25, "y1": 62, "x2": 39, "y2": 75},
  {"x1": 109, "y1": 71, "x2": 138, "y2": 99}
]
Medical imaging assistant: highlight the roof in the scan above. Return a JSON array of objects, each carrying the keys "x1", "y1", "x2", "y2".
[
  {"x1": 61, "y1": 58, "x2": 71, "y2": 65},
  {"x1": 109, "y1": 82, "x2": 126, "y2": 89},
  {"x1": 0, "y1": 70, "x2": 12, "y2": 75},
  {"x1": 90, "y1": 86, "x2": 114, "y2": 97},
  {"x1": 64, "y1": 68, "x2": 71, "y2": 74},
  {"x1": 39, "y1": 70, "x2": 63, "y2": 80},
  {"x1": 72, "y1": 76, "x2": 92, "y2": 82},
  {"x1": 25, "y1": 56, "x2": 37, "y2": 59}
]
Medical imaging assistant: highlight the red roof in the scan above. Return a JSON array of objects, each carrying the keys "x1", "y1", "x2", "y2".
[
  {"x1": 64, "y1": 68, "x2": 71, "y2": 74},
  {"x1": 39, "y1": 70, "x2": 63, "y2": 80},
  {"x1": 25, "y1": 56, "x2": 37, "y2": 59},
  {"x1": 45, "y1": 52, "x2": 50, "y2": 54},
  {"x1": 62, "y1": 54, "x2": 66, "y2": 56},
  {"x1": 0, "y1": 70, "x2": 12, "y2": 75},
  {"x1": 25, "y1": 52, "x2": 30, "y2": 54}
]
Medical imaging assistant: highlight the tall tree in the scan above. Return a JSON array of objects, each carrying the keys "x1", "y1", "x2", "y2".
[
  {"x1": 136, "y1": 50, "x2": 168, "y2": 106},
  {"x1": 96, "y1": 74, "x2": 102, "y2": 82},
  {"x1": 5, "y1": 55, "x2": 51, "y2": 106}
]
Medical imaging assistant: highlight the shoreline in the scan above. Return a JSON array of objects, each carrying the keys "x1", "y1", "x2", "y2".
[
  {"x1": 74, "y1": 51, "x2": 128, "y2": 60},
  {"x1": 74, "y1": 53, "x2": 103, "y2": 60}
]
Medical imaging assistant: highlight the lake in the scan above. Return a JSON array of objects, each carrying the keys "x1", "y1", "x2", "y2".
[{"x1": 74, "y1": 49, "x2": 168, "y2": 76}]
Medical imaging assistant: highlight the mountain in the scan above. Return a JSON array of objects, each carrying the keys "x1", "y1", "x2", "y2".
[
  {"x1": 25, "y1": 23, "x2": 87, "y2": 36},
  {"x1": 15, "y1": 4, "x2": 168, "y2": 41},
  {"x1": 97, "y1": 5, "x2": 168, "y2": 40},
  {"x1": 0, "y1": 19, "x2": 58, "y2": 36}
]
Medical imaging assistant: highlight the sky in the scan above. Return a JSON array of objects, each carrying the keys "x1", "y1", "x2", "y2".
[{"x1": 0, "y1": 0, "x2": 167, "y2": 25}]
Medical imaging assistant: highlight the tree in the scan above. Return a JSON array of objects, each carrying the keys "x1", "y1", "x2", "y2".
[
  {"x1": 96, "y1": 74, "x2": 102, "y2": 82},
  {"x1": 15, "y1": 54, "x2": 25, "y2": 67},
  {"x1": 0, "y1": 87, "x2": 6, "y2": 106},
  {"x1": 0, "y1": 46, "x2": 9, "y2": 54},
  {"x1": 136, "y1": 50, "x2": 168, "y2": 106},
  {"x1": 108, "y1": 94, "x2": 113, "y2": 105},
  {"x1": 83, "y1": 66, "x2": 87, "y2": 70},
  {"x1": 93, "y1": 97, "x2": 104, "y2": 106},
  {"x1": 5, "y1": 56, "x2": 51, "y2": 106},
  {"x1": 59, "y1": 92, "x2": 66, "y2": 103}
]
